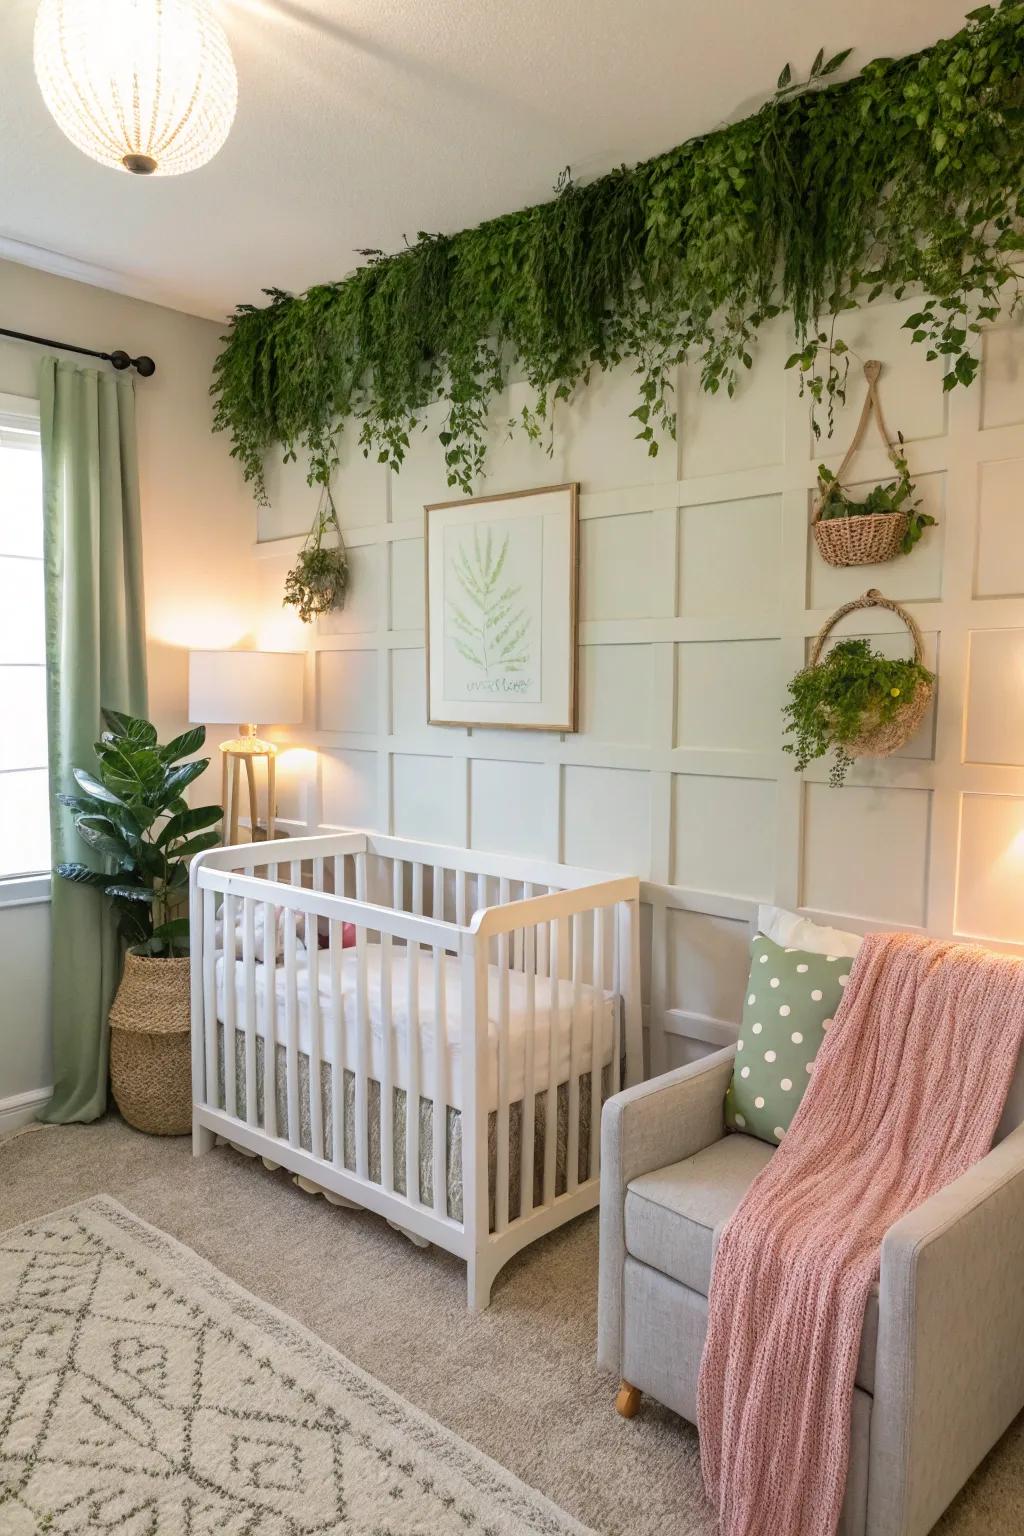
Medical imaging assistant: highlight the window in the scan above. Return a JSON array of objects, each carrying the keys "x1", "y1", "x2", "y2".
[{"x1": 0, "y1": 393, "x2": 49, "y2": 888}]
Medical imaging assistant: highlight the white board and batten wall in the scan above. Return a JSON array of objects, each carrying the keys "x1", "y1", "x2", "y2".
[{"x1": 256, "y1": 295, "x2": 1024, "y2": 1072}]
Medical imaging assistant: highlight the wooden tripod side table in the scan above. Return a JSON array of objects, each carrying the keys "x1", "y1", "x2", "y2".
[{"x1": 220, "y1": 725, "x2": 277, "y2": 845}]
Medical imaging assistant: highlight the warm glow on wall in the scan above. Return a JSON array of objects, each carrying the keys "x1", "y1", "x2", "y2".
[
  {"x1": 955, "y1": 793, "x2": 1024, "y2": 947},
  {"x1": 148, "y1": 611, "x2": 249, "y2": 654}
]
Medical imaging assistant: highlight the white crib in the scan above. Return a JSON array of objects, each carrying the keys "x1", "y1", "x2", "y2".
[{"x1": 190, "y1": 830, "x2": 643, "y2": 1308}]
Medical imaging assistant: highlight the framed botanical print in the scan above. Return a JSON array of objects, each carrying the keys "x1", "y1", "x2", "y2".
[{"x1": 425, "y1": 482, "x2": 579, "y2": 731}]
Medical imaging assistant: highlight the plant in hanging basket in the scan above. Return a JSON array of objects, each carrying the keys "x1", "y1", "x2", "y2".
[
  {"x1": 816, "y1": 443, "x2": 935, "y2": 554},
  {"x1": 782, "y1": 590, "x2": 935, "y2": 787},
  {"x1": 812, "y1": 361, "x2": 936, "y2": 567},
  {"x1": 284, "y1": 491, "x2": 349, "y2": 623}
]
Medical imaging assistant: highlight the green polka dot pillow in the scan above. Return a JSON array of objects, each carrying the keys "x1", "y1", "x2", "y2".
[{"x1": 724, "y1": 932, "x2": 851, "y2": 1146}]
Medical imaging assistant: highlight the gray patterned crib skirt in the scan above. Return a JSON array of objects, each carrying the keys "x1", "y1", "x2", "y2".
[{"x1": 217, "y1": 1030, "x2": 612, "y2": 1229}]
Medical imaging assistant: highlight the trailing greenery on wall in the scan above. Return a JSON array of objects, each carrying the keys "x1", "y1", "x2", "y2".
[{"x1": 212, "y1": 4, "x2": 1024, "y2": 505}]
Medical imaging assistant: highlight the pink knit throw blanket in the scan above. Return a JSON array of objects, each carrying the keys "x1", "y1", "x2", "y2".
[{"x1": 697, "y1": 932, "x2": 1024, "y2": 1536}]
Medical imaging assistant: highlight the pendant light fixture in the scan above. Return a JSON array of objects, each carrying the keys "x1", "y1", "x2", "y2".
[{"x1": 33, "y1": 0, "x2": 238, "y2": 177}]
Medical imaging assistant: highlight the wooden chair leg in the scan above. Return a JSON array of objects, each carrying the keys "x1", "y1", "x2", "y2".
[{"x1": 615, "y1": 1380, "x2": 642, "y2": 1419}]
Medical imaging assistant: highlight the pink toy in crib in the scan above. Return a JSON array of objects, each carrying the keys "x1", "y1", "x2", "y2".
[{"x1": 318, "y1": 923, "x2": 356, "y2": 949}]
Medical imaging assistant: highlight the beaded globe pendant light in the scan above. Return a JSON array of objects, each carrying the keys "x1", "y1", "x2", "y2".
[{"x1": 33, "y1": 0, "x2": 237, "y2": 177}]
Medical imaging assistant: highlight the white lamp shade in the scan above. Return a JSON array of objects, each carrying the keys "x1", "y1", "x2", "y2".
[{"x1": 189, "y1": 651, "x2": 304, "y2": 727}]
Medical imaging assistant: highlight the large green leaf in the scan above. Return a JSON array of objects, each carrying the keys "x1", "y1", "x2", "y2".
[
  {"x1": 159, "y1": 726, "x2": 206, "y2": 764},
  {"x1": 72, "y1": 769, "x2": 125, "y2": 807},
  {"x1": 101, "y1": 709, "x2": 157, "y2": 747},
  {"x1": 97, "y1": 743, "x2": 166, "y2": 804},
  {"x1": 157, "y1": 803, "x2": 222, "y2": 847},
  {"x1": 55, "y1": 862, "x2": 114, "y2": 890},
  {"x1": 103, "y1": 884, "x2": 156, "y2": 903},
  {"x1": 73, "y1": 815, "x2": 134, "y2": 864},
  {"x1": 153, "y1": 916, "x2": 191, "y2": 939},
  {"x1": 162, "y1": 759, "x2": 210, "y2": 799},
  {"x1": 167, "y1": 829, "x2": 222, "y2": 861},
  {"x1": 57, "y1": 793, "x2": 101, "y2": 816}
]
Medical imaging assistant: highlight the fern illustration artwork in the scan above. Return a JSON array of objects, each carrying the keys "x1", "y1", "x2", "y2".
[{"x1": 443, "y1": 518, "x2": 542, "y2": 703}]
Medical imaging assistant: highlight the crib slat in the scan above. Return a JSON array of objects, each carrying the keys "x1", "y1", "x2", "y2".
[
  {"x1": 432, "y1": 944, "x2": 446, "y2": 1217},
  {"x1": 392, "y1": 857, "x2": 403, "y2": 912},
  {"x1": 284, "y1": 899, "x2": 300, "y2": 1148},
  {"x1": 203, "y1": 889, "x2": 217, "y2": 1110},
  {"x1": 433, "y1": 863, "x2": 443, "y2": 924},
  {"x1": 406, "y1": 933, "x2": 421, "y2": 1203},
  {"x1": 495, "y1": 925, "x2": 510, "y2": 1232},
  {"x1": 413, "y1": 862, "x2": 424, "y2": 916},
  {"x1": 329, "y1": 912, "x2": 344, "y2": 1167},
  {"x1": 521, "y1": 924, "x2": 537, "y2": 1218},
  {"x1": 262, "y1": 881, "x2": 277, "y2": 1138},
  {"x1": 590, "y1": 905, "x2": 606, "y2": 1179},
  {"x1": 243, "y1": 898, "x2": 259, "y2": 1127},
  {"x1": 380, "y1": 931, "x2": 394, "y2": 1192},
  {"x1": 499, "y1": 879, "x2": 511, "y2": 974},
  {"x1": 543, "y1": 917, "x2": 561, "y2": 1205},
  {"x1": 355, "y1": 920, "x2": 370, "y2": 1180},
  {"x1": 613, "y1": 904, "x2": 623, "y2": 1095},
  {"x1": 536, "y1": 886, "x2": 550, "y2": 975},
  {"x1": 566, "y1": 912, "x2": 584, "y2": 1194},
  {"x1": 306, "y1": 908, "x2": 323, "y2": 1160},
  {"x1": 313, "y1": 856, "x2": 325, "y2": 892},
  {"x1": 456, "y1": 870, "x2": 468, "y2": 927},
  {"x1": 223, "y1": 892, "x2": 237, "y2": 1119}
]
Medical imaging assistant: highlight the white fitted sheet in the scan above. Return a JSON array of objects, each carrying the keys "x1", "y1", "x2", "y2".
[{"x1": 215, "y1": 943, "x2": 616, "y2": 1111}]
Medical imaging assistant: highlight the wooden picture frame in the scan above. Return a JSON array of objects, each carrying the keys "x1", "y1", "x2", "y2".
[{"x1": 425, "y1": 482, "x2": 579, "y2": 731}]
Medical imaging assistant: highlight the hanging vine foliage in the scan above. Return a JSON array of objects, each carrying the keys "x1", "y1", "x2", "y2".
[{"x1": 212, "y1": 4, "x2": 1024, "y2": 506}]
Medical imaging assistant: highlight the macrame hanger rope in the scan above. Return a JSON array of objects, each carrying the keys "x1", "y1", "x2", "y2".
[
  {"x1": 306, "y1": 482, "x2": 341, "y2": 549},
  {"x1": 809, "y1": 587, "x2": 926, "y2": 668},
  {"x1": 815, "y1": 359, "x2": 899, "y2": 517}
]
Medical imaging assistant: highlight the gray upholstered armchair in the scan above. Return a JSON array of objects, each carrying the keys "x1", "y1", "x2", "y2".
[{"x1": 597, "y1": 1046, "x2": 1024, "y2": 1536}]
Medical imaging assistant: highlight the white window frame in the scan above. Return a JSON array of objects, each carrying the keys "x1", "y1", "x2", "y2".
[{"x1": 0, "y1": 391, "x2": 49, "y2": 910}]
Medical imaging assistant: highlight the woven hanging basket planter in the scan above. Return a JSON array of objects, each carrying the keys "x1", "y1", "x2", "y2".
[
  {"x1": 809, "y1": 589, "x2": 934, "y2": 758},
  {"x1": 109, "y1": 952, "x2": 192, "y2": 1136},
  {"x1": 812, "y1": 360, "x2": 911, "y2": 569}
]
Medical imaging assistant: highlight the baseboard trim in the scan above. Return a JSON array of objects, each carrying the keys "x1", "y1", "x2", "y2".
[{"x1": 0, "y1": 1086, "x2": 52, "y2": 1132}]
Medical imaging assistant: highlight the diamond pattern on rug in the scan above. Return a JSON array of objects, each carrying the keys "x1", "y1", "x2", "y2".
[{"x1": 0, "y1": 1198, "x2": 590, "y2": 1536}]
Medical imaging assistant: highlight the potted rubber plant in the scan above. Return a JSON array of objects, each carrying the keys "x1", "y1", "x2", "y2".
[{"x1": 56, "y1": 709, "x2": 222, "y2": 1134}]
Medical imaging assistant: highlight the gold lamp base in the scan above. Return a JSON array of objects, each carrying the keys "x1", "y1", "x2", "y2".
[{"x1": 220, "y1": 724, "x2": 278, "y2": 846}]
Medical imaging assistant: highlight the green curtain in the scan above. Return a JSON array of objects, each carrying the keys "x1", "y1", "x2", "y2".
[{"x1": 38, "y1": 357, "x2": 148, "y2": 1124}]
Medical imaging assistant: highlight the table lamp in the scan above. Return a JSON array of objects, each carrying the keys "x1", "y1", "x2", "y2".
[{"x1": 188, "y1": 650, "x2": 304, "y2": 844}]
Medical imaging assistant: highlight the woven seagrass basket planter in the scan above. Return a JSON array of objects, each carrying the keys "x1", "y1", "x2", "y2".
[
  {"x1": 109, "y1": 952, "x2": 192, "y2": 1136},
  {"x1": 811, "y1": 359, "x2": 915, "y2": 569},
  {"x1": 811, "y1": 588, "x2": 934, "y2": 759},
  {"x1": 812, "y1": 510, "x2": 909, "y2": 568}
]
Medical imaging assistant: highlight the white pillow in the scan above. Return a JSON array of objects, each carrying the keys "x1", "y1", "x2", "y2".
[{"x1": 757, "y1": 905, "x2": 863, "y2": 960}]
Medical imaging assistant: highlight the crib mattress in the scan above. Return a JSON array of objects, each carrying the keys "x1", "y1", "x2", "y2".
[{"x1": 215, "y1": 943, "x2": 616, "y2": 1111}]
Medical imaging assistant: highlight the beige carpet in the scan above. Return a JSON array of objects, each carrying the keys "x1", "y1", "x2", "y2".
[
  {"x1": 1, "y1": 1117, "x2": 1022, "y2": 1535},
  {"x1": 0, "y1": 1196, "x2": 589, "y2": 1534}
]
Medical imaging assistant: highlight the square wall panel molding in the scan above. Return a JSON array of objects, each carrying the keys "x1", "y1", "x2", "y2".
[{"x1": 261, "y1": 297, "x2": 1024, "y2": 1066}]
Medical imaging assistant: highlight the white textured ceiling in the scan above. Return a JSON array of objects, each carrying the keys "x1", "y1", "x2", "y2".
[{"x1": 1, "y1": 0, "x2": 974, "y2": 322}]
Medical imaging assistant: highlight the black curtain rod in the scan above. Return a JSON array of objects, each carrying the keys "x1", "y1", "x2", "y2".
[{"x1": 0, "y1": 326, "x2": 156, "y2": 377}]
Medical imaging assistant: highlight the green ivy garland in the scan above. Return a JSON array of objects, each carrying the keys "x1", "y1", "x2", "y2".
[{"x1": 212, "y1": 4, "x2": 1024, "y2": 505}]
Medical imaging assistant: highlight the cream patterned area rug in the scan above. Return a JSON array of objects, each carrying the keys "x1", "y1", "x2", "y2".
[{"x1": 0, "y1": 1197, "x2": 591, "y2": 1535}]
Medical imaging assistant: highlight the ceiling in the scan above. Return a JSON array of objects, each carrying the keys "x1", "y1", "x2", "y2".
[{"x1": 1, "y1": 0, "x2": 974, "y2": 323}]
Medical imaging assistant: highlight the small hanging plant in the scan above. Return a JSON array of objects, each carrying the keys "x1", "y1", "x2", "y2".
[
  {"x1": 284, "y1": 489, "x2": 349, "y2": 623},
  {"x1": 811, "y1": 360, "x2": 936, "y2": 566},
  {"x1": 816, "y1": 442, "x2": 935, "y2": 553},
  {"x1": 783, "y1": 590, "x2": 935, "y2": 787}
]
